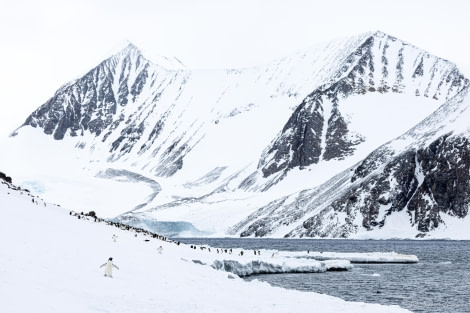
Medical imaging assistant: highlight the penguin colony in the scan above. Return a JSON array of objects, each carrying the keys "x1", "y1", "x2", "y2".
[{"x1": 2, "y1": 172, "x2": 263, "y2": 261}]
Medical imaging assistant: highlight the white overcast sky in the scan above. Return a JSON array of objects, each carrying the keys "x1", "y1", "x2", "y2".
[{"x1": 0, "y1": 0, "x2": 469, "y2": 138}]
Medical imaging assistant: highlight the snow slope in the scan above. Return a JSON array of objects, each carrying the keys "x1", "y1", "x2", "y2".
[{"x1": 0, "y1": 180, "x2": 412, "y2": 313}]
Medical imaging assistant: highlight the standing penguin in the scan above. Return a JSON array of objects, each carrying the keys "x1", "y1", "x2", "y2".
[{"x1": 100, "y1": 257, "x2": 119, "y2": 277}]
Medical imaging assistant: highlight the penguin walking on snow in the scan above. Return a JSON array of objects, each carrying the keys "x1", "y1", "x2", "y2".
[{"x1": 100, "y1": 257, "x2": 119, "y2": 277}]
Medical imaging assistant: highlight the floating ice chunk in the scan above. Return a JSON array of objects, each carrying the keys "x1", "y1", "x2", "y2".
[
  {"x1": 323, "y1": 259, "x2": 354, "y2": 271},
  {"x1": 208, "y1": 257, "x2": 352, "y2": 277},
  {"x1": 211, "y1": 259, "x2": 323, "y2": 276},
  {"x1": 438, "y1": 261, "x2": 452, "y2": 265}
]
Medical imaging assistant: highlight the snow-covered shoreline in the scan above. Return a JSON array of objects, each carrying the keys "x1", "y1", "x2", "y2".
[{"x1": 0, "y1": 181, "x2": 412, "y2": 312}]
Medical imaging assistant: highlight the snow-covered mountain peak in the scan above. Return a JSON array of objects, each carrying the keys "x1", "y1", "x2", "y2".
[
  {"x1": 5, "y1": 31, "x2": 470, "y2": 239},
  {"x1": 118, "y1": 41, "x2": 142, "y2": 55},
  {"x1": 113, "y1": 42, "x2": 186, "y2": 70},
  {"x1": 102, "y1": 41, "x2": 186, "y2": 73},
  {"x1": 106, "y1": 41, "x2": 145, "y2": 65},
  {"x1": 250, "y1": 30, "x2": 468, "y2": 191}
]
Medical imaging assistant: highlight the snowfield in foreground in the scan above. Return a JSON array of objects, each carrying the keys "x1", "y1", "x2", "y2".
[{"x1": 0, "y1": 181, "x2": 411, "y2": 313}]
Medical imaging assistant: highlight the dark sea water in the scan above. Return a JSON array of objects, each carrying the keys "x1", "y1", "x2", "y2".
[{"x1": 176, "y1": 238, "x2": 470, "y2": 313}]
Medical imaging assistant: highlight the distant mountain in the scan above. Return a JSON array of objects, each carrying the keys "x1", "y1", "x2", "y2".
[
  {"x1": 230, "y1": 87, "x2": 470, "y2": 238},
  {"x1": 7, "y1": 31, "x2": 470, "y2": 239},
  {"x1": 241, "y1": 31, "x2": 467, "y2": 191}
]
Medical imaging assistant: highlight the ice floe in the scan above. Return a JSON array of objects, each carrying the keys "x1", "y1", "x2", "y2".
[{"x1": 181, "y1": 247, "x2": 353, "y2": 276}]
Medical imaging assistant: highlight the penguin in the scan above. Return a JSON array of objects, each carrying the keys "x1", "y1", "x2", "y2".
[
  {"x1": 100, "y1": 257, "x2": 119, "y2": 277},
  {"x1": 157, "y1": 246, "x2": 163, "y2": 254},
  {"x1": 112, "y1": 234, "x2": 118, "y2": 242}
]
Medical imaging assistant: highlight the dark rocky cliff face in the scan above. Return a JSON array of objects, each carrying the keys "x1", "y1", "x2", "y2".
[
  {"x1": 259, "y1": 78, "x2": 369, "y2": 178},
  {"x1": 259, "y1": 98, "x2": 324, "y2": 176},
  {"x1": 323, "y1": 134, "x2": 470, "y2": 237},
  {"x1": 24, "y1": 47, "x2": 134, "y2": 139},
  {"x1": 410, "y1": 135, "x2": 470, "y2": 230},
  {"x1": 257, "y1": 38, "x2": 375, "y2": 177},
  {"x1": 20, "y1": 44, "x2": 177, "y2": 142}
]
